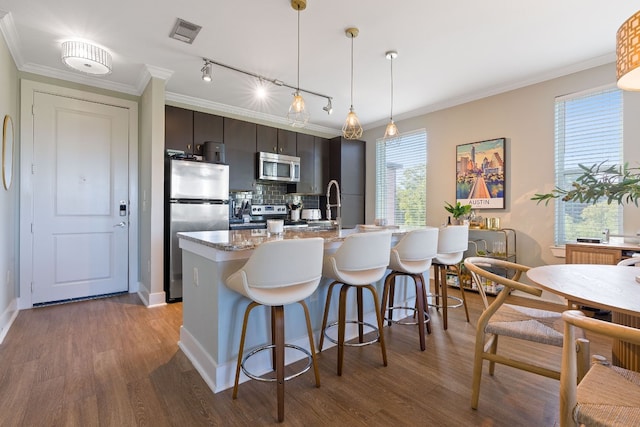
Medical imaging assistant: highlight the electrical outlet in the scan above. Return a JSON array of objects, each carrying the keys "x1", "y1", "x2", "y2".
[{"x1": 193, "y1": 267, "x2": 199, "y2": 286}]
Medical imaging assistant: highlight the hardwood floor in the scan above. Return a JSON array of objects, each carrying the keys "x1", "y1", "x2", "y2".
[{"x1": 0, "y1": 289, "x2": 610, "y2": 426}]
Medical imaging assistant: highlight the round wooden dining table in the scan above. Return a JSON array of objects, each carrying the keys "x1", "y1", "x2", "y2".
[{"x1": 527, "y1": 263, "x2": 640, "y2": 372}]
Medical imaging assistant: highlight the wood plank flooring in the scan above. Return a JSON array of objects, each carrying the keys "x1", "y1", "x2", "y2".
[{"x1": 0, "y1": 289, "x2": 610, "y2": 426}]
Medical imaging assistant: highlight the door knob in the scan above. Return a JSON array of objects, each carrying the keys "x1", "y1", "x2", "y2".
[{"x1": 114, "y1": 221, "x2": 127, "y2": 228}]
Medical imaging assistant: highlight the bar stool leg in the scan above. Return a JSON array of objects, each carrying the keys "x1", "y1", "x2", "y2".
[
  {"x1": 357, "y1": 287, "x2": 364, "y2": 343},
  {"x1": 414, "y1": 274, "x2": 427, "y2": 351},
  {"x1": 440, "y1": 265, "x2": 449, "y2": 330},
  {"x1": 364, "y1": 284, "x2": 387, "y2": 366},
  {"x1": 337, "y1": 284, "x2": 350, "y2": 376},
  {"x1": 420, "y1": 273, "x2": 432, "y2": 335},
  {"x1": 299, "y1": 301, "x2": 321, "y2": 387},
  {"x1": 387, "y1": 276, "x2": 396, "y2": 326},
  {"x1": 381, "y1": 273, "x2": 395, "y2": 327},
  {"x1": 319, "y1": 281, "x2": 339, "y2": 351},
  {"x1": 233, "y1": 301, "x2": 259, "y2": 399},
  {"x1": 272, "y1": 305, "x2": 285, "y2": 422},
  {"x1": 271, "y1": 306, "x2": 277, "y2": 371}
]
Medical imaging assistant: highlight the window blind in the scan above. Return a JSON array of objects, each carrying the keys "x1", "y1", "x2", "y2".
[
  {"x1": 554, "y1": 86, "x2": 623, "y2": 245},
  {"x1": 375, "y1": 129, "x2": 427, "y2": 226}
]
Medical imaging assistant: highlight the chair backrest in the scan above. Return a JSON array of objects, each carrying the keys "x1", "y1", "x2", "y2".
[
  {"x1": 617, "y1": 257, "x2": 640, "y2": 266},
  {"x1": 437, "y1": 224, "x2": 469, "y2": 254},
  {"x1": 230, "y1": 237, "x2": 324, "y2": 305},
  {"x1": 334, "y1": 231, "x2": 392, "y2": 272},
  {"x1": 389, "y1": 227, "x2": 438, "y2": 274}
]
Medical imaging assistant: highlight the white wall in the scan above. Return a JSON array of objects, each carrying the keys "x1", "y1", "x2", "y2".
[
  {"x1": 363, "y1": 63, "x2": 640, "y2": 270},
  {"x1": 0, "y1": 30, "x2": 19, "y2": 342}
]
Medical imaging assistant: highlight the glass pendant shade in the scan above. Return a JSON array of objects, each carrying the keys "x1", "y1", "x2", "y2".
[
  {"x1": 617, "y1": 10, "x2": 640, "y2": 90},
  {"x1": 384, "y1": 120, "x2": 399, "y2": 139},
  {"x1": 287, "y1": 91, "x2": 310, "y2": 127},
  {"x1": 342, "y1": 107, "x2": 363, "y2": 139}
]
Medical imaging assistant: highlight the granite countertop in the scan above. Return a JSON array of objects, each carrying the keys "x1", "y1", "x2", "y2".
[{"x1": 178, "y1": 225, "x2": 411, "y2": 252}]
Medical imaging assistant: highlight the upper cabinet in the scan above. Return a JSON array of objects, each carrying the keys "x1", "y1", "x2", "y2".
[
  {"x1": 256, "y1": 125, "x2": 296, "y2": 156},
  {"x1": 295, "y1": 134, "x2": 328, "y2": 195},
  {"x1": 193, "y1": 111, "x2": 223, "y2": 157},
  {"x1": 165, "y1": 106, "x2": 194, "y2": 154},
  {"x1": 224, "y1": 117, "x2": 257, "y2": 191}
]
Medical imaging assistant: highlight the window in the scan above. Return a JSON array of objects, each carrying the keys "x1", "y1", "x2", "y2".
[
  {"x1": 375, "y1": 129, "x2": 427, "y2": 226},
  {"x1": 554, "y1": 86, "x2": 623, "y2": 245}
]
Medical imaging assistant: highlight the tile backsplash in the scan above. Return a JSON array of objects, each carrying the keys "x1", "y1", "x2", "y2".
[{"x1": 231, "y1": 183, "x2": 319, "y2": 211}]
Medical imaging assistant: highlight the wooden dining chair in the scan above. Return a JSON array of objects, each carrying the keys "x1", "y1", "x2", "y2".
[
  {"x1": 560, "y1": 310, "x2": 640, "y2": 427},
  {"x1": 463, "y1": 257, "x2": 585, "y2": 410}
]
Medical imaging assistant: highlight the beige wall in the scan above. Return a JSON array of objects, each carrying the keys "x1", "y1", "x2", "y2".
[
  {"x1": 0, "y1": 31, "x2": 19, "y2": 340},
  {"x1": 363, "y1": 63, "x2": 640, "y2": 270}
]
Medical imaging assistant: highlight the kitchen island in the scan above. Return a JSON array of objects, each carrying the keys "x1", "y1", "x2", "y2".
[{"x1": 177, "y1": 226, "x2": 414, "y2": 393}]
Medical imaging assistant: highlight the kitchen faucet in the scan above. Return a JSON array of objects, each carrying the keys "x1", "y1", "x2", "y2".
[{"x1": 326, "y1": 179, "x2": 341, "y2": 230}]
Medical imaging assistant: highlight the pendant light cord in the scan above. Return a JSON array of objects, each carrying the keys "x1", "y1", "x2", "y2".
[
  {"x1": 297, "y1": 9, "x2": 300, "y2": 91},
  {"x1": 350, "y1": 34, "x2": 354, "y2": 109},
  {"x1": 390, "y1": 56, "x2": 394, "y2": 120}
]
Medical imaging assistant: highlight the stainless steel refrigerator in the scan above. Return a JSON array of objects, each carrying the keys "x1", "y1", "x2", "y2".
[{"x1": 164, "y1": 158, "x2": 229, "y2": 302}]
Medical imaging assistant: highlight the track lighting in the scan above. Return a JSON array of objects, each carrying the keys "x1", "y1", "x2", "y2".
[
  {"x1": 323, "y1": 98, "x2": 333, "y2": 115},
  {"x1": 201, "y1": 61, "x2": 212, "y2": 82}
]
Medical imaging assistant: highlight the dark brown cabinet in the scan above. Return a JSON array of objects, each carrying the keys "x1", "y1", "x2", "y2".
[
  {"x1": 257, "y1": 125, "x2": 296, "y2": 156},
  {"x1": 329, "y1": 136, "x2": 365, "y2": 227},
  {"x1": 295, "y1": 134, "x2": 328, "y2": 194},
  {"x1": 193, "y1": 111, "x2": 223, "y2": 157},
  {"x1": 224, "y1": 117, "x2": 257, "y2": 191},
  {"x1": 165, "y1": 105, "x2": 194, "y2": 154}
]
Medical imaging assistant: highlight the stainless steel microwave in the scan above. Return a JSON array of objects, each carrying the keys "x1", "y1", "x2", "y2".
[{"x1": 256, "y1": 152, "x2": 300, "y2": 182}]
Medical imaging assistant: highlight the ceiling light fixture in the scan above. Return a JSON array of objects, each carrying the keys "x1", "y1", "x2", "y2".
[
  {"x1": 323, "y1": 98, "x2": 333, "y2": 115},
  {"x1": 342, "y1": 27, "x2": 363, "y2": 140},
  {"x1": 201, "y1": 61, "x2": 213, "y2": 82},
  {"x1": 61, "y1": 41, "x2": 112, "y2": 75},
  {"x1": 383, "y1": 50, "x2": 400, "y2": 141},
  {"x1": 616, "y1": 10, "x2": 640, "y2": 90},
  {"x1": 287, "y1": 0, "x2": 310, "y2": 127}
]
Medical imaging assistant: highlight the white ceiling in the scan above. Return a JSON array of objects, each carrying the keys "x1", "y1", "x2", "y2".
[{"x1": 0, "y1": 1, "x2": 637, "y2": 136}]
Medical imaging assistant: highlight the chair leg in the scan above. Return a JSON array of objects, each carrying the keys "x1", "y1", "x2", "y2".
[
  {"x1": 471, "y1": 329, "x2": 486, "y2": 409},
  {"x1": 440, "y1": 265, "x2": 449, "y2": 330},
  {"x1": 319, "y1": 281, "x2": 339, "y2": 351},
  {"x1": 270, "y1": 306, "x2": 277, "y2": 371},
  {"x1": 272, "y1": 305, "x2": 285, "y2": 422},
  {"x1": 413, "y1": 274, "x2": 427, "y2": 351},
  {"x1": 419, "y1": 273, "x2": 432, "y2": 335},
  {"x1": 433, "y1": 265, "x2": 442, "y2": 310},
  {"x1": 388, "y1": 276, "x2": 396, "y2": 326},
  {"x1": 381, "y1": 272, "x2": 396, "y2": 327},
  {"x1": 488, "y1": 335, "x2": 499, "y2": 376},
  {"x1": 364, "y1": 284, "x2": 388, "y2": 367},
  {"x1": 337, "y1": 284, "x2": 350, "y2": 376},
  {"x1": 233, "y1": 301, "x2": 260, "y2": 399},
  {"x1": 299, "y1": 301, "x2": 321, "y2": 388},
  {"x1": 357, "y1": 287, "x2": 364, "y2": 343}
]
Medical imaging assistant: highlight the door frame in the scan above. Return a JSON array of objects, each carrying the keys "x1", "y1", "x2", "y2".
[{"x1": 19, "y1": 80, "x2": 139, "y2": 309}]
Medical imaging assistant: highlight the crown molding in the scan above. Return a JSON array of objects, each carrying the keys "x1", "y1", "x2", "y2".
[
  {"x1": 136, "y1": 64, "x2": 174, "y2": 93},
  {"x1": 0, "y1": 11, "x2": 25, "y2": 69}
]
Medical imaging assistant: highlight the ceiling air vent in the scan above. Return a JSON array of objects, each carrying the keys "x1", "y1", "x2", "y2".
[{"x1": 169, "y1": 18, "x2": 202, "y2": 44}]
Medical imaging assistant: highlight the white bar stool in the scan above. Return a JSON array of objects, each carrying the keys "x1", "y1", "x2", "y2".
[
  {"x1": 431, "y1": 224, "x2": 470, "y2": 330},
  {"x1": 381, "y1": 227, "x2": 439, "y2": 351},
  {"x1": 226, "y1": 237, "x2": 324, "y2": 423},
  {"x1": 318, "y1": 231, "x2": 392, "y2": 375}
]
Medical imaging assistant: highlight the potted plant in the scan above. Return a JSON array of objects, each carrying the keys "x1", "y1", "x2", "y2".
[
  {"x1": 444, "y1": 201, "x2": 472, "y2": 224},
  {"x1": 531, "y1": 162, "x2": 640, "y2": 205}
]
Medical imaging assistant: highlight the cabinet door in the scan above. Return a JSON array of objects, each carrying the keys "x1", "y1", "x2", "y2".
[
  {"x1": 296, "y1": 133, "x2": 315, "y2": 194},
  {"x1": 193, "y1": 111, "x2": 223, "y2": 157},
  {"x1": 224, "y1": 118, "x2": 256, "y2": 191},
  {"x1": 566, "y1": 244, "x2": 620, "y2": 265},
  {"x1": 256, "y1": 124, "x2": 278, "y2": 153},
  {"x1": 277, "y1": 129, "x2": 297, "y2": 156},
  {"x1": 341, "y1": 194, "x2": 364, "y2": 228},
  {"x1": 340, "y1": 139, "x2": 364, "y2": 195},
  {"x1": 165, "y1": 105, "x2": 193, "y2": 154},
  {"x1": 314, "y1": 136, "x2": 329, "y2": 194}
]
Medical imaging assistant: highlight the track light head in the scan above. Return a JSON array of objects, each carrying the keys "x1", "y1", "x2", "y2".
[
  {"x1": 323, "y1": 98, "x2": 333, "y2": 115},
  {"x1": 201, "y1": 62, "x2": 212, "y2": 82}
]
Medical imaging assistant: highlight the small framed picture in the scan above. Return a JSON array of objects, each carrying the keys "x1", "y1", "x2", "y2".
[{"x1": 456, "y1": 137, "x2": 505, "y2": 209}]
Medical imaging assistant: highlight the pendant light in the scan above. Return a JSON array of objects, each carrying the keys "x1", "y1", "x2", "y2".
[
  {"x1": 287, "y1": 0, "x2": 310, "y2": 127},
  {"x1": 616, "y1": 10, "x2": 640, "y2": 90},
  {"x1": 342, "y1": 27, "x2": 363, "y2": 140},
  {"x1": 383, "y1": 51, "x2": 400, "y2": 140}
]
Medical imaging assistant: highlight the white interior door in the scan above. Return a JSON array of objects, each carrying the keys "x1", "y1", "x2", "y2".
[{"x1": 31, "y1": 92, "x2": 130, "y2": 304}]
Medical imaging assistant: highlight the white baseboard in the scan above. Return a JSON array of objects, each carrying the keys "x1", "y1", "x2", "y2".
[
  {"x1": 0, "y1": 298, "x2": 19, "y2": 344},
  {"x1": 137, "y1": 284, "x2": 166, "y2": 307}
]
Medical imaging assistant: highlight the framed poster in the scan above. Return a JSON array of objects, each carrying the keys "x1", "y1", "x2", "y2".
[{"x1": 456, "y1": 137, "x2": 505, "y2": 209}]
